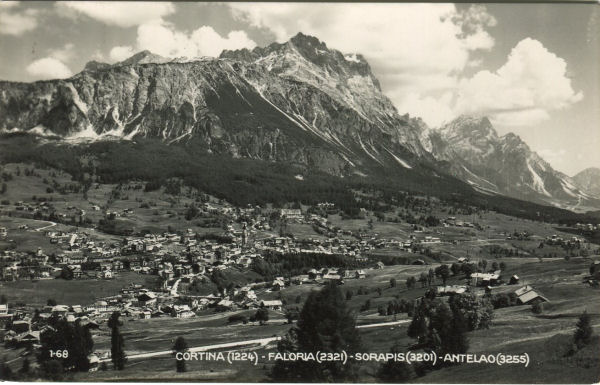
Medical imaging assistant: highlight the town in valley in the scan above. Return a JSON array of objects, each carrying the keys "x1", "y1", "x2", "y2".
[{"x1": 0, "y1": 161, "x2": 598, "y2": 382}]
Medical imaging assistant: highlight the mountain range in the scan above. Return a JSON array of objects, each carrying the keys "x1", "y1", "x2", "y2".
[
  {"x1": 573, "y1": 168, "x2": 600, "y2": 197},
  {"x1": 0, "y1": 32, "x2": 598, "y2": 212},
  {"x1": 429, "y1": 116, "x2": 598, "y2": 211}
]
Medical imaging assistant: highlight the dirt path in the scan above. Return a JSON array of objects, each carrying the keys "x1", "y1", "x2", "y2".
[
  {"x1": 495, "y1": 322, "x2": 600, "y2": 348},
  {"x1": 33, "y1": 220, "x2": 57, "y2": 232}
]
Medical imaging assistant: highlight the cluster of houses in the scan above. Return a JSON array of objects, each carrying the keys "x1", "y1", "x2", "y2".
[
  {"x1": 443, "y1": 217, "x2": 477, "y2": 228},
  {"x1": 574, "y1": 223, "x2": 598, "y2": 232},
  {"x1": 435, "y1": 282, "x2": 549, "y2": 306},
  {"x1": 470, "y1": 271, "x2": 503, "y2": 286},
  {"x1": 282, "y1": 267, "x2": 368, "y2": 287},
  {"x1": 6, "y1": 199, "x2": 88, "y2": 224},
  {"x1": 544, "y1": 234, "x2": 583, "y2": 247},
  {"x1": 433, "y1": 265, "x2": 549, "y2": 306},
  {"x1": 505, "y1": 231, "x2": 532, "y2": 240},
  {"x1": 1, "y1": 302, "x2": 102, "y2": 350}
]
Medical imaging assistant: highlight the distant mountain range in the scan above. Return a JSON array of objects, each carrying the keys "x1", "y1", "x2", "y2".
[
  {"x1": 0, "y1": 32, "x2": 598, "y2": 212},
  {"x1": 573, "y1": 168, "x2": 600, "y2": 197},
  {"x1": 429, "y1": 116, "x2": 598, "y2": 211}
]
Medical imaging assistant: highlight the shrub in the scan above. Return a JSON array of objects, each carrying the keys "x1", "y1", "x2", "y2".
[{"x1": 531, "y1": 302, "x2": 544, "y2": 314}]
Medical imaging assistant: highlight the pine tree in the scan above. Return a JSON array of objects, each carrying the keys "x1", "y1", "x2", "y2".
[
  {"x1": 407, "y1": 302, "x2": 428, "y2": 345},
  {"x1": 446, "y1": 309, "x2": 469, "y2": 355},
  {"x1": 108, "y1": 312, "x2": 126, "y2": 370},
  {"x1": 435, "y1": 264, "x2": 450, "y2": 285},
  {"x1": 427, "y1": 301, "x2": 452, "y2": 353},
  {"x1": 20, "y1": 358, "x2": 30, "y2": 374},
  {"x1": 255, "y1": 308, "x2": 269, "y2": 325},
  {"x1": 41, "y1": 360, "x2": 63, "y2": 381},
  {"x1": 0, "y1": 356, "x2": 13, "y2": 380},
  {"x1": 377, "y1": 343, "x2": 415, "y2": 382},
  {"x1": 173, "y1": 337, "x2": 188, "y2": 373},
  {"x1": 574, "y1": 310, "x2": 594, "y2": 349},
  {"x1": 271, "y1": 282, "x2": 362, "y2": 382}
]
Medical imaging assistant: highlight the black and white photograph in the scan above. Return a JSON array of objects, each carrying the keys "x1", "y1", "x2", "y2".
[{"x1": 0, "y1": 1, "x2": 598, "y2": 383}]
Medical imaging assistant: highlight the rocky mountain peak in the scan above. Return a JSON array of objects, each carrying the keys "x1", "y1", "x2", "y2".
[
  {"x1": 115, "y1": 50, "x2": 170, "y2": 67},
  {"x1": 572, "y1": 167, "x2": 600, "y2": 196},
  {"x1": 575, "y1": 167, "x2": 600, "y2": 178},
  {"x1": 500, "y1": 132, "x2": 530, "y2": 152},
  {"x1": 440, "y1": 115, "x2": 497, "y2": 140},
  {"x1": 429, "y1": 114, "x2": 600, "y2": 210},
  {"x1": 220, "y1": 33, "x2": 380, "y2": 90},
  {"x1": 83, "y1": 60, "x2": 111, "y2": 72},
  {"x1": 289, "y1": 32, "x2": 328, "y2": 51}
]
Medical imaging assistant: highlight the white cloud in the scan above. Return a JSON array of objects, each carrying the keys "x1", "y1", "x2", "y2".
[
  {"x1": 109, "y1": 45, "x2": 135, "y2": 62},
  {"x1": 461, "y1": 30, "x2": 495, "y2": 51},
  {"x1": 133, "y1": 22, "x2": 255, "y2": 58},
  {"x1": 135, "y1": 22, "x2": 195, "y2": 57},
  {"x1": 451, "y1": 4, "x2": 497, "y2": 35},
  {"x1": 456, "y1": 38, "x2": 583, "y2": 126},
  {"x1": 56, "y1": 2, "x2": 175, "y2": 28},
  {"x1": 190, "y1": 27, "x2": 257, "y2": 57},
  {"x1": 227, "y1": 3, "x2": 496, "y2": 127},
  {"x1": 398, "y1": 93, "x2": 455, "y2": 128},
  {"x1": 491, "y1": 109, "x2": 551, "y2": 127},
  {"x1": 0, "y1": 4, "x2": 39, "y2": 35},
  {"x1": 26, "y1": 57, "x2": 73, "y2": 80}
]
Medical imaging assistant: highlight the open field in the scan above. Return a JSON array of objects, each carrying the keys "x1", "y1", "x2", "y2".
[{"x1": 0, "y1": 272, "x2": 159, "y2": 307}]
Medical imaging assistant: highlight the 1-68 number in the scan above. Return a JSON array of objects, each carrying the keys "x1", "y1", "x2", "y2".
[{"x1": 49, "y1": 350, "x2": 69, "y2": 358}]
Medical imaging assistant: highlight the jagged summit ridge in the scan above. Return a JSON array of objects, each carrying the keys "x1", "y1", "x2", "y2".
[{"x1": 220, "y1": 32, "x2": 380, "y2": 89}]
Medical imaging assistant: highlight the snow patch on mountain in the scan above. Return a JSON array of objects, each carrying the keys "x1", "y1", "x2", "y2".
[
  {"x1": 339, "y1": 153, "x2": 356, "y2": 167},
  {"x1": 65, "y1": 82, "x2": 88, "y2": 115},
  {"x1": 344, "y1": 54, "x2": 361, "y2": 63},
  {"x1": 358, "y1": 134, "x2": 383, "y2": 165},
  {"x1": 384, "y1": 147, "x2": 412, "y2": 169},
  {"x1": 65, "y1": 125, "x2": 99, "y2": 142},
  {"x1": 526, "y1": 160, "x2": 551, "y2": 197}
]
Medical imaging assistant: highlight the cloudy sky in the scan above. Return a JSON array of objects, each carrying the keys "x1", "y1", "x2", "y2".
[{"x1": 0, "y1": 2, "x2": 598, "y2": 176}]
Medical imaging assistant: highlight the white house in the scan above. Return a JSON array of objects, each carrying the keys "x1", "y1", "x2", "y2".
[{"x1": 260, "y1": 300, "x2": 283, "y2": 310}]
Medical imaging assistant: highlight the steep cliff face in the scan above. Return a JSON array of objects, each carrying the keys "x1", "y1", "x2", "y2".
[
  {"x1": 429, "y1": 116, "x2": 598, "y2": 209},
  {"x1": 220, "y1": 33, "x2": 432, "y2": 165},
  {"x1": 2, "y1": 60, "x2": 345, "y2": 172},
  {"x1": 0, "y1": 34, "x2": 430, "y2": 176}
]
